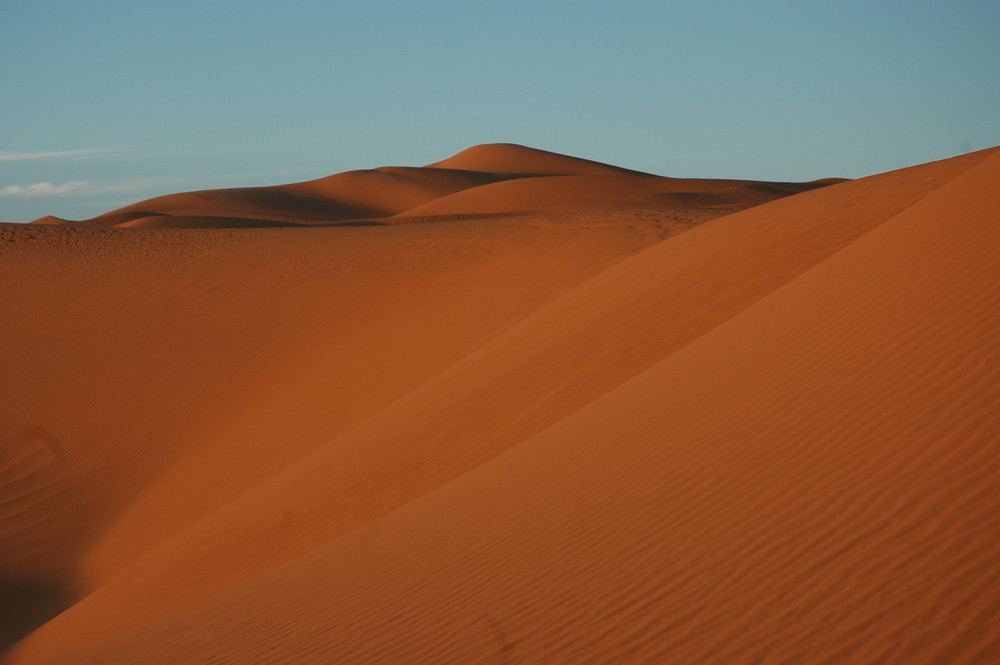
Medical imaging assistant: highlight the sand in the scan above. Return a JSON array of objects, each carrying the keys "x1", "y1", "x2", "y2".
[{"x1": 1, "y1": 144, "x2": 997, "y2": 664}]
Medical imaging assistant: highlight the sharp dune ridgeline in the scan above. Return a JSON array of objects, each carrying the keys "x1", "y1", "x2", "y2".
[{"x1": 1, "y1": 143, "x2": 998, "y2": 664}]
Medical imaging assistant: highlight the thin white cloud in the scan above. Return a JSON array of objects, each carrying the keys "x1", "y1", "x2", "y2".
[
  {"x1": 0, "y1": 178, "x2": 178, "y2": 199},
  {"x1": 0, "y1": 169, "x2": 322, "y2": 201},
  {"x1": 0, "y1": 181, "x2": 92, "y2": 198},
  {"x1": 0, "y1": 149, "x2": 110, "y2": 162}
]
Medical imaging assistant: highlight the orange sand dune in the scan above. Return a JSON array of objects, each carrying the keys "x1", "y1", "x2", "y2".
[{"x1": 3, "y1": 145, "x2": 999, "y2": 664}]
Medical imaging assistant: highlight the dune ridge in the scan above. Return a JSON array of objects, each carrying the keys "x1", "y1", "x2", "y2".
[
  {"x1": 3, "y1": 144, "x2": 998, "y2": 664},
  {"x1": 32, "y1": 144, "x2": 830, "y2": 229}
]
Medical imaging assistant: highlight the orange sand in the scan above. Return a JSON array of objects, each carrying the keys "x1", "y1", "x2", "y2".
[{"x1": 1, "y1": 144, "x2": 998, "y2": 664}]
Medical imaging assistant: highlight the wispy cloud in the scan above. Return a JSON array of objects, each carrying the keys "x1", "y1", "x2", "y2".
[
  {"x1": 0, "y1": 149, "x2": 111, "y2": 162},
  {"x1": 1, "y1": 168, "x2": 321, "y2": 201},
  {"x1": 0, "y1": 181, "x2": 93, "y2": 197},
  {"x1": 0, "y1": 177, "x2": 184, "y2": 199}
]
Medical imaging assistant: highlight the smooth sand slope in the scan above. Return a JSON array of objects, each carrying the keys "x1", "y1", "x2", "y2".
[{"x1": 2, "y1": 144, "x2": 998, "y2": 664}]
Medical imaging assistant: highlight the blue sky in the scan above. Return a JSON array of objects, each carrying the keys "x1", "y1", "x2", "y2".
[{"x1": 2, "y1": 0, "x2": 998, "y2": 222}]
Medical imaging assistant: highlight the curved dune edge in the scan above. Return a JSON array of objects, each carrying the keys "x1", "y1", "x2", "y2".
[{"x1": 3, "y1": 145, "x2": 999, "y2": 664}]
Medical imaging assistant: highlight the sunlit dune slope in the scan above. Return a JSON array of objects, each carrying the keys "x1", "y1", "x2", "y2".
[{"x1": 3, "y1": 145, "x2": 999, "y2": 665}]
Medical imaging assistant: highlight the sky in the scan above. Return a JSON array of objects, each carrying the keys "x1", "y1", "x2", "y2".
[{"x1": 2, "y1": 0, "x2": 999, "y2": 223}]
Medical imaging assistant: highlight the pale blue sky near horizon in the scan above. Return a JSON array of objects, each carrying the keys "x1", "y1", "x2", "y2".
[{"x1": 2, "y1": 0, "x2": 998, "y2": 222}]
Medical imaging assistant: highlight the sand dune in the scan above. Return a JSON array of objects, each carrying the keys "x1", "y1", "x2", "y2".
[{"x1": 3, "y1": 145, "x2": 998, "y2": 664}]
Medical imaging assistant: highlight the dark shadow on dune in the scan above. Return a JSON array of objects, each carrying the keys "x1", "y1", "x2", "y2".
[
  {"x1": 315, "y1": 220, "x2": 387, "y2": 227},
  {"x1": 0, "y1": 576, "x2": 73, "y2": 658}
]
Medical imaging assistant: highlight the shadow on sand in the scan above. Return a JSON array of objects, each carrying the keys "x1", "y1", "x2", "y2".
[{"x1": 0, "y1": 576, "x2": 73, "y2": 659}]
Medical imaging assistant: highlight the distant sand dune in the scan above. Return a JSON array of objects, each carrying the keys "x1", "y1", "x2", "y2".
[
  {"x1": 3, "y1": 144, "x2": 998, "y2": 664},
  {"x1": 38, "y1": 143, "x2": 826, "y2": 229}
]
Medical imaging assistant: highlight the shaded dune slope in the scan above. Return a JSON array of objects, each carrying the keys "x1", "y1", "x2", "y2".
[{"x1": 3, "y1": 145, "x2": 998, "y2": 664}]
